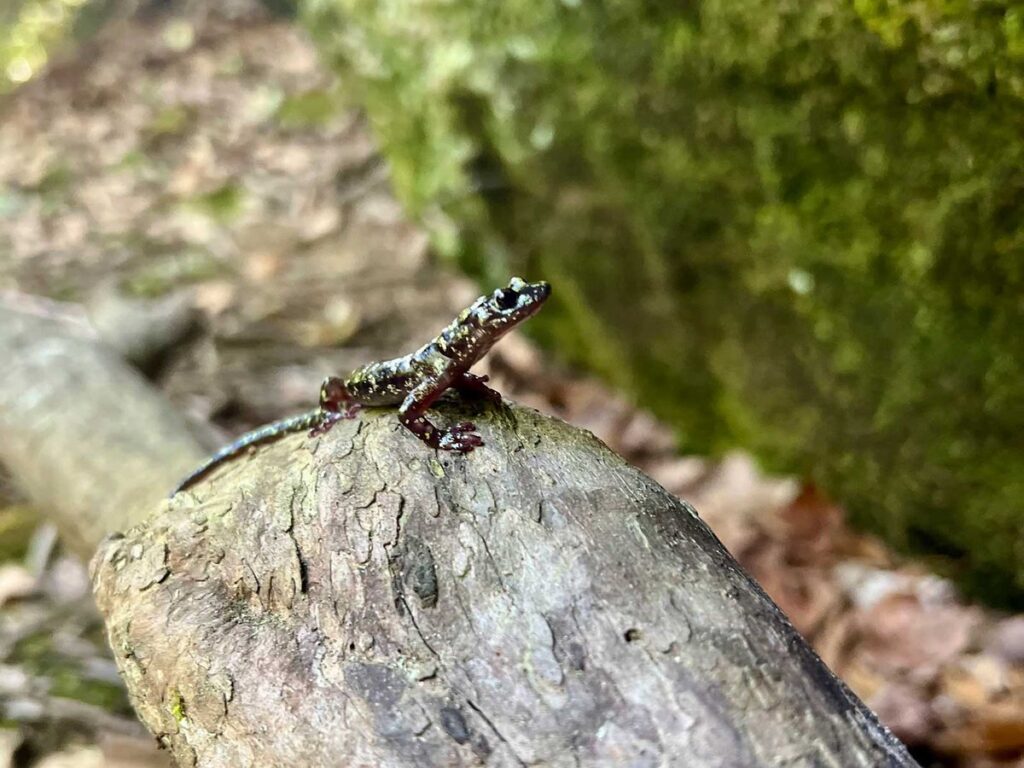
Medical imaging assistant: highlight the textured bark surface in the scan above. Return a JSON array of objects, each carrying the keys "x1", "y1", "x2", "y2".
[
  {"x1": 0, "y1": 304, "x2": 206, "y2": 555},
  {"x1": 92, "y1": 401, "x2": 916, "y2": 767}
]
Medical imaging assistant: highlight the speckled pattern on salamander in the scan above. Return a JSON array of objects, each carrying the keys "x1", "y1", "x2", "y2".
[{"x1": 171, "y1": 277, "x2": 551, "y2": 495}]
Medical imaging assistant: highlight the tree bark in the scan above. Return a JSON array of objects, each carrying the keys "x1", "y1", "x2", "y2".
[{"x1": 91, "y1": 401, "x2": 917, "y2": 767}]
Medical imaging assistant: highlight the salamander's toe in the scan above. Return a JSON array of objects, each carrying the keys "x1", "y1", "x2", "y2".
[
  {"x1": 308, "y1": 412, "x2": 342, "y2": 437},
  {"x1": 439, "y1": 423, "x2": 484, "y2": 452}
]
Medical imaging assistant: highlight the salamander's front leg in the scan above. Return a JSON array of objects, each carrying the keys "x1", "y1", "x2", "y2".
[
  {"x1": 399, "y1": 380, "x2": 483, "y2": 452},
  {"x1": 452, "y1": 372, "x2": 502, "y2": 405},
  {"x1": 310, "y1": 376, "x2": 362, "y2": 436}
]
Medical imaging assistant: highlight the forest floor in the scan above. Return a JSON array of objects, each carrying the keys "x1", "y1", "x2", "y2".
[{"x1": 0, "y1": 2, "x2": 1022, "y2": 766}]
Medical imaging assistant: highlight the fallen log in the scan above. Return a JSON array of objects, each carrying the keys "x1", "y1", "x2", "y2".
[
  {"x1": 0, "y1": 303, "x2": 206, "y2": 556},
  {"x1": 91, "y1": 401, "x2": 917, "y2": 767}
]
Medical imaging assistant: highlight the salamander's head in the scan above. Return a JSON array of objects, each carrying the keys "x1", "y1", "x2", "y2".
[
  {"x1": 476, "y1": 277, "x2": 551, "y2": 336},
  {"x1": 441, "y1": 277, "x2": 551, "y2": 362}
]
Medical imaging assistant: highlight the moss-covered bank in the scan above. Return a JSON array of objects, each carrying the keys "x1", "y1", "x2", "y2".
[{"x1": 302, "y1": 0, "x2": 1024, "y2": 604}]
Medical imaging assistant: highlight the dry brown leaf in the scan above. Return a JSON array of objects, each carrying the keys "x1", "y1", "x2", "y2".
[
  {"x1": 939, "y1": 702, "x2": 1024, "y2": 755},
  {"x1": 988, "y1": 618, "x2": 1024, "y2": 665},
  {"x1": 858, "y1": 593, "x2": 981, "y2": 673},
  {"x1": 866, "y1": 682, "x2": 937, "y2": 746}
]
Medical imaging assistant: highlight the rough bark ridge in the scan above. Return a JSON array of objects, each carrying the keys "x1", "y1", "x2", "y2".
[{"x1": 91, "y1": 402, "x2": 917, "y2": 767}]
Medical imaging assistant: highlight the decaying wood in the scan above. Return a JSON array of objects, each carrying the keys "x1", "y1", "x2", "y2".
[
  {"x1": 91, "y1": 402, "x2": 917, "y2": 767},
  {"x1": 0, "y1": 304, "x2": 206, "y2": 556}
]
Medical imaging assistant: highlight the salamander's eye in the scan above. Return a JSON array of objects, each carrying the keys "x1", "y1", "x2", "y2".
[{"x1": 494, "y1": 288, "x2": 519, "y2": 310}]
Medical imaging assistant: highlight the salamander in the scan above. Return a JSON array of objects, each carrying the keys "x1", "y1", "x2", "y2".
[{"x1": 171, "y1": 277, "x2": 550, "y2": 495}]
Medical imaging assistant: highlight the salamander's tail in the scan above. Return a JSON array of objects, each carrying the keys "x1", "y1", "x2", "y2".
[{"x1": 170, "y1": 410, "x2": 324, "y2": 496}]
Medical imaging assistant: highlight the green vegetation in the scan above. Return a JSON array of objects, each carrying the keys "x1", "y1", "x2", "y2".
[
  {"x1": 145, "y1": 105, "x2": 194, "y2": 142},
  {"x1": 183, "y1": 183, "x2": 248, "y2": 224},
  {"x1": 122, "y1": 246, "x2": 230, "y2": 298},
  {"x1": 275, "y1": 88, "x2": 343, "y2": 128},
  {"x1": 0, "y1": 506, "x2": 42, "y2": 562},
  {"x1": 0, "y1": 0, "x2": 89, "y2": 94},
  {"x1": 303, "y1": 0, "x2": 1024, "y2": 604},
  {"x1": 14, "y1": 631, "x2": 132, "y2": 713},
  {"x1": 169, "y1": 689, "x2": 187, "y2": 723}
]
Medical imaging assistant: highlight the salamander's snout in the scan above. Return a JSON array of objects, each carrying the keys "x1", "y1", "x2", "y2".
[
  {"x1": 479, "y1": 277, "x2": 552, "y2": 336},
  {"x1": 506, "y1": 276, "x2": 551, "y2": 306},
  {"x1": 476, "y1": 277, "x2": 552, "y2": 336}
]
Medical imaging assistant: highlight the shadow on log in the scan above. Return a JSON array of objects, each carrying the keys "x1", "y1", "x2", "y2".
[{"x1": 91, "y1": 402, "x2": 917, "y2": 767}]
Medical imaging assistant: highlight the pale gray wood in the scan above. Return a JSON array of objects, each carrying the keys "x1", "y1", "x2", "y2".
[
  {"x1": 92, "y1": 403, "x2": 917, "y2": 767},
  {"x1": 0, "y1": 305, "x2": 206, "y2": 555}
]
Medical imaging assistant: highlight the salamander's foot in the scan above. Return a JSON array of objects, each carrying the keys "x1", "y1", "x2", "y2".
[
  {"x1": 320, "y1": 376, "x2": 354, "y2": 413},
  {"x1": 454, "y1": 373, "x2": 502, "y2": 405},
  {"x1": 438, "y1": 422, "x2": 484, "y2": 452},
  {"x1": 308, "y1": 403, "x2": 361, "y2": 437},
  {"x1": 309, "y1": 412, "x2": 341, "y2": 437}
]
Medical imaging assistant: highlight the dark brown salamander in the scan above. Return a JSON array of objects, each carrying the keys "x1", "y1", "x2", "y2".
[{"x1": 172, "y1": 277, "x2": 550, "y2": 494}]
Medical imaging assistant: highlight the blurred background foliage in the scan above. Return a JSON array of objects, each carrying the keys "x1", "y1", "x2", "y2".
[
  {"x1": 4, "y1": 0, "x2": 1023, "y2": 607},
  {"x1": 0, "y1": 0, "x2": 296, "y2": 95},
  {"x1": 0, "y1": 0, "x2": 90, "y2": 94},
  {"x1": 301, "y1": 0, "x2": 1024, "y2": 605}
]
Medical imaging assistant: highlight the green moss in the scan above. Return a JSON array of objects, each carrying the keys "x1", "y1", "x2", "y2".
[
  {"x1": 302, "y1": 0, "x2": 1024, "y2": 605},
  {"x1": 145, "y1": 105, "x2": 192, "y2": 140},
  {"x1": 30, "y1": 162, "x2": 73, "y2": 196},
  {"x1": 169, "y1": 689, "x2": 187, "y2": 723},
  {"x1": 113, "y1": 149, "x2": 147, "y2": 171},
  {"x1": 184, "y1": 182, "x2": 246, "y2": 223},
  {"x1": 275, "y1": 88, "x2": 341, "y2": 128},
  {"x1": 0, "y1": 505, "x2": 40, "y2": 562},
  {"x1": 121, "y1": 247, "x2": 229, "y2": 298},
  {"x1": 0, "y1": 0, "x2": 86, "y2": 94}
]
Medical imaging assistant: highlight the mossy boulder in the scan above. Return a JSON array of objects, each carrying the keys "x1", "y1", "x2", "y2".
[{"x1": 302, "y1": 0, "x2": 1024, "y2": 604}]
